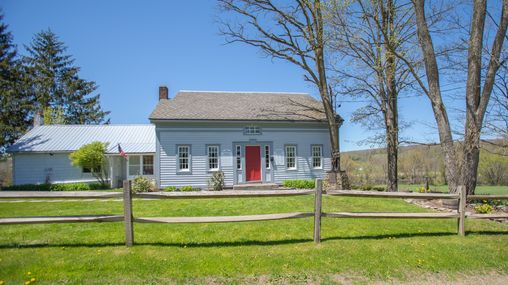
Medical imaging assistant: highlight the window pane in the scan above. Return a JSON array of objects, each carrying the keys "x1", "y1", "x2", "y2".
[
  {"x1": 265, "y1": 145, "x2": 270, "y2": 169},
  {"x1": 129, "y1": 156, "x2": 141, "y2": 176},
  {"x1": 236, "y1": 145, "x2": 241, "y2": 170},
  {"x1": 178, "y1": 146, "x2": 189, "y2": 171},
  {"x1": 208, "y1": 146, "x2": 219, "y2": 170},
  {"x1": 244, "y1": 126, "x2": 261, "y2": 135},
  {"x1": 286, "y1": 146, "x2": 296, "y2": 169},
  {"x1": 143, "y1": 155, "x2": 154, "y2": 175},
  {"x1": 312, "y1": 146, "x2": 322, "y2": 168},
  {"x1": 130, "y1": 156, "x2": 140, "y2": 165}
]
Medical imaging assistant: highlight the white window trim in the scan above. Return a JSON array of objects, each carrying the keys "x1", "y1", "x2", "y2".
[
  {"x1": 285, "y1": 145, "x2": 297, "y2": 170},
  {"x1": 311, "y1": 145, "x2": 323, "y2": 169},
  {"x1": 128, "y1": 155, "x2": 154, "y2": 176},
  {"x1": 177, "y1": 145, "x2": 191, "y2": 173},
  {"x1": 244, "y1": 125, "x2": 262, "y2": 135},
  {"x1": 207, "y1": 144, "x2": 220, "y2": 171}
]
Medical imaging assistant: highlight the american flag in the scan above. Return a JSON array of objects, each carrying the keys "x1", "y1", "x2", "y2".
[{"x1": 118, "y1": 144, "x2": 127, "y2": 158}]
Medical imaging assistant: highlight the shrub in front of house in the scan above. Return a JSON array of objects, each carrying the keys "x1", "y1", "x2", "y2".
[
  {"x1": 131, "y1": 176, "x2": 155, "y2": 193},
  {"x1": 282, "y1": 179, "x2": 315, "y2": 189},
  {"x1": 163, "y1": 186, "x2": 177, "y2": 192},
  {"x1": 208, "y1": 170, "x2": 225, "y2": 191},
  {"x1": 1, "y1": 182, "x2": 110, "y2": 191},
  {"x1": 180, "y1": 185, "x2": 194, "y2": 192}
]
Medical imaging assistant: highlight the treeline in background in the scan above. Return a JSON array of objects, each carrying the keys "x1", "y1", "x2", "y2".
[{"x1": 342, "y1": 140, "x2": 508, "y2": 187}]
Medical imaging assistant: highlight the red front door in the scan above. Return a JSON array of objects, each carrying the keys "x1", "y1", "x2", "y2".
[{"x1": 245, "y1": 145, "x2": 261, "y2": 182}]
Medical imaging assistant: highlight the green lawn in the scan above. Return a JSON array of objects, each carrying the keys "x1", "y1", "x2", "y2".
[
  {"x1": 0, "y1": 196, "x2": 507, "y2": 284},
  {"x1": 397, "y1": 184, "x2": 508, "y2": 195}
]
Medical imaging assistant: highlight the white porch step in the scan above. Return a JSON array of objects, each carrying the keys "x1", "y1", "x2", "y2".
[{"x1": 233, "y1": 183, "x2": 278, "y2": 190}]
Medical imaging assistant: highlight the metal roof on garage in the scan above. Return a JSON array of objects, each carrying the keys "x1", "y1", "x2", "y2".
[{"x1": 8, "y1": 124, "x2": 155, "y2": 154}]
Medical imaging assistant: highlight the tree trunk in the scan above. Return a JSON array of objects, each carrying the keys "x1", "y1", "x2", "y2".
[
  {"x1": 386, "y1": 111, "x2": 398, "y2": 192},
  {"x1": 412, "y1": 0, "x2": 459, "y2": 193},
  {"x1": 385, "y1": 0, "x2": 398, "y2": 192},
  {"x1": 461, "y1": 0, "x2": 508, "y2": 195}
]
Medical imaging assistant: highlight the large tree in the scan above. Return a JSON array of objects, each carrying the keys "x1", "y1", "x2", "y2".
[
  {"x1": 23, "y1": 29, "x2": 110, "y2": 125},
  {"x1": 0, "y1": 12, "x2": 30, "y2": 153},
  {"x1": 327, "y1": 0, "x2": 418, "y2": 191},
  {"x1": 403, "y1": 0, "x2": 508, "y2": 194},
  {"x1": 218, "y1": 0, "x2": 349, "y2": 188}
]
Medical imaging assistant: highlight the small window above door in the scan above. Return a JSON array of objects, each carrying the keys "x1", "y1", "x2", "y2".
[{"x1": 244, "y1": 126, "x2": 261, "y2": 135}]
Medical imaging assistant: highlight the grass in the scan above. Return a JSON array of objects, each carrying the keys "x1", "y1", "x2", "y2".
[
  {"x1": 0, "y1": 196, "x2": 507, "y2": 284},
  {"x1": 396, "y1": 184, "x2": 508, "y2": 195}
]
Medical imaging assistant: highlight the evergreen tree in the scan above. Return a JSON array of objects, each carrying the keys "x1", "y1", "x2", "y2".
[
  {"x1": 0, "y1": 12, "x2": 30, "y2": 153},
  {"x1": 23, "y1": 29, "x2": 109, "y2": 125}
]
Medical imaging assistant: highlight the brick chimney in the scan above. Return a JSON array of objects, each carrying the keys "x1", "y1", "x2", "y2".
[{"x1": 159, "y1": 86, "x2": 168, "y2": 100}]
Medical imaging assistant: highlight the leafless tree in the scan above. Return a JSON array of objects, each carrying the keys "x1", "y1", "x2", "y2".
[
  {"x1": 395, "y1": 0, "x2": 508, "y2": 194},
  {"x1": 218, "y1": 0, "x2": 349, "y2": 188},
  {"x1": 485, "y1": 61, "x2": 508, "y2": 141},
  {"x1": 326, "y1": 0, "x2": 419, "y2": 191}
]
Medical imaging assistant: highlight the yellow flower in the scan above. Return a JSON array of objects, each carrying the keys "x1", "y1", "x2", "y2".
[
  {"x1": 0, "y1": 280, "x2": 4, "y2": 285},
  {"x1": 27, "y1": 272, "x2": 31, "y2": 275},
  {"x1": 31, "y1": 278, "x2": 36, "y2": 282},
  {"x1": 25, "y1": 281, "x2": 30, "y2": 285}
]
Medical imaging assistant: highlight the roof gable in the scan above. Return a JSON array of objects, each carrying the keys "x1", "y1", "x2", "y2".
[{"x1": 149, "y1": 91, "x2": 328, "y2": 122}]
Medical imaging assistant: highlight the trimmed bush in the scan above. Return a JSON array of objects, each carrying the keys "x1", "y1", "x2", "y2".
[
  {"x1": 164, "y1": 186, "x2": 177, "y2": 192},
  {"x1": 1, "y1": 182, "x2": 110, "y2": 191},
  {"x1": 131, "y1": 176, "x2": 155, "y2": 193},
  {"x1": 282, "y1": 179, "x2": 315, "y2": 189}
]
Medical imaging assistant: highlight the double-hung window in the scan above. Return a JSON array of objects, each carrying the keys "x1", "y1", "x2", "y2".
[
  {"x1": 285, "y1": 145, "x2": 297, "y2": 169},
  {"x1": 178, "y1": 145, "x2": 190, "y2": 171},
  {"x1": 207, "y1": 145, "x2": 219, "y2": 171},
  {"x1": 312, "y1": 145, "x2": 322, "y2": 169}
]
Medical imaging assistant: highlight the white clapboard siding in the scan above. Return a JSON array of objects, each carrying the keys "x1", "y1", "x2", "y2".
[
  {"x1": 156, "y1": 123, "x2": 332, "y2": 188},
  {"x1": 13, "y1": 153, "x2": 97, "y2": 185}
]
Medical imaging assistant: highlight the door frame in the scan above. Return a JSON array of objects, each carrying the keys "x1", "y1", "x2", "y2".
[
  {"x1": 245, "y1": 144, "x2": 262, "y2": 182},
  {"x1": 233, "y1": 141, "x2": 273, "y2": 185}
]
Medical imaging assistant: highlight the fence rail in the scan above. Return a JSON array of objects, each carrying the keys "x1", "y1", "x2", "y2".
[
  {"x1": 0, "y1": 191, "x2": 123, "y2": 199},
  {"x1": 0, "y1": 215, "x2": 123, "y2": 225},
  {"x1": 326, "y1": 190, "x2": 459, "y2": 199},
  {"x1": 467, "y1": 195, "x2": 508, "y2": 200},
  {"x1": 0, "y1": 180, "x2": 507, "y2": 246},
  {"x1": 133, "y1": 189, "x2": 313, "y2": 199}
]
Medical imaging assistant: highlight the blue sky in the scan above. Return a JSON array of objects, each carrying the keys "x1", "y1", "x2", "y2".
[{"x1": 2, "y1": 0, "x2": 465, "y2": 151}]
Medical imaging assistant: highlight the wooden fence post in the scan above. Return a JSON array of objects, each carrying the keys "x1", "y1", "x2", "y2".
[
  {"x1": 457, "y1": 185, "x2": 466, "y2": 236},
  {"x1": 314, "y1": 178, "x2": 323, "y2": 243},
  {"x1": 123, "y1": 180, "x2": 134, "y2": 246}
]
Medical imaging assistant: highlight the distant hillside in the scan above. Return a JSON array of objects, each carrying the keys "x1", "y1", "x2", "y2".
[{"x1": 341, "y1": 140, "x2": 508, "y2": 186}]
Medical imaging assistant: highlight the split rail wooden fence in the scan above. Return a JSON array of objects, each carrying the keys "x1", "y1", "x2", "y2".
[{"x1": 0, "y1": 179, "x2": 507, "y2": 246}]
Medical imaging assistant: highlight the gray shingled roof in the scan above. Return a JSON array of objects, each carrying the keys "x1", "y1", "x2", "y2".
[
  {"x1": 149, "y1": 91, "x2": 328, "y2": 122},
  {"x1": 8, "y1": 125, "x2": 155, "y2": 153}
]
